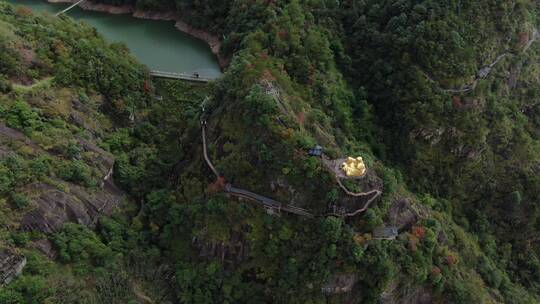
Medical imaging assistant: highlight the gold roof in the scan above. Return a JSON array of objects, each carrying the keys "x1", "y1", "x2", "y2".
[{"x1": 340, "y1": 156, "x2": 366, "y2": 177}]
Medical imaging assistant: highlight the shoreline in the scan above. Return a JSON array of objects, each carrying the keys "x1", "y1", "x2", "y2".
[{"x1": 47, "y1": 0, "x2": 227, "y2": 69}]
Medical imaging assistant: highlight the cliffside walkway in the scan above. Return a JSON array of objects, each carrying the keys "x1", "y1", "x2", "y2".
[
  {"x1": 201, "y1": 121, "x2": 314, "y2": 217},
  {"x1": 55, "y1": 0, "x2": 86, "y2": 16},
  {"x1": 224, "y1": 184, "x2": 314, "y2": 217},
  {"x1": 201, "y1": 121, "x2": 219, "y2": 178},
  {"x1": 201, "y1": 118, "x2": 383, "y2": 218},
  {"x1": 150, "y1": 70, "x2": 211, "y2": 82},
  {"x1": 423, "y1": 28, "x2": 539, "y2": 94},
  {"x1": 321, "y1": 157, "x2": 382, "y2": 217}
]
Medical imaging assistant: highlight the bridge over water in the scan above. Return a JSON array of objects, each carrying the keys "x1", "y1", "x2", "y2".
[
  {"x1": 150, "y1": 70, "x2": 213, "y2": 82},
  {"x1": 54, "y1": 0, "x2": 86, "y2": 16},
  {"x1": 51, "y1": 3, "x2": 217, "y2": 83}
]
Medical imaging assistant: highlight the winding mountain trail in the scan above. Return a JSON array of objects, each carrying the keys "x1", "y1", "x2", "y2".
[
  {"x1": 200, "y1": 118, "x2": 382, "y2": 218},
  {"x1": 423, "y1": 29, "x2": 538, "y2": 94},
  {"x1": 201, "y1": 121, "x2": 220, "y2": 179},
  {"x1": 441, "y1": 53, "x2": 508, "y2": 93},
  {"x1": 12, "y1": 77, "x2": 53, "y2": 93},
  {"x1": 201, "y1": 121, "x2": 313, "y2": 217}
]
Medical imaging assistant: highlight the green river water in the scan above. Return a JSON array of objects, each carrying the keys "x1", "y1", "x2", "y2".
[{"x1": 4, "y1": 0, "x2": 222, "y2": 78}]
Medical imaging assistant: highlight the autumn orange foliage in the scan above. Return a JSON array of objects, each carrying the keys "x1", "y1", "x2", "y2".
[
  {"x1": 412, "y1": 226, "x2": 426, "y2": 239},
  {"x1": 297, "y1": 111, "x2": 305, "y2": 125},
  {"x1": 431, "y1": 266, "x2": 441, "y2": 276},
  {"x1": 16, "y1": 7, "x2": 32, "y2": 17},
  {"x1": 452, "y1": 95, "x2": 463, "y2": 108},
  {"x1": 408, "y1": 234, "x2": 419, "y2": 252},
  {"x1": 208, "y1": 176, "x2": 226, "y2": 193},
  {"x1": 445, "y1": 254, "x2": 457, "y2": 267},
  {"x1": 518, "y1": 32, "x2": 530, "y2": 48}
]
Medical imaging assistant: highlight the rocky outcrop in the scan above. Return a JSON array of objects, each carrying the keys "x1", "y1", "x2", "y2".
[
  {"x1": 0, "y1": 122, "x2": 42, "y2": 151},
  {"x1": 174, "y1": 20, "x2": 223, "y2": 66},
  {"x1": 132, "y1": 9, "x2": 175, "y2": 21},
  {"x1": 20, "y1": 177, "x2": 124, "y2": 233},
  {"x1": 193, "y1": 230, "x2": 250, "y2": 263},
  {"x1": 0, "y1": 96, "x2": 124, "y2": 233},
  {"x1": 387, "y1": 198, "x2": 421, "y2": 230},
  {"x1": 329, "y1": 169, "x2": 384, "y2": 216},
  {"x1": 77, "y1": 137, "x2": 114, "y2": 172},
  {"x1": 322, "y1": 273, "x2": 358, "y2": 295},
  {"x1": 380, "y1": 281, "x2": 432, "y2": 304},
  {"x1": 385, "y1": 287, "x2": 432, "y2": 304},
  {"x1": 0, "y1": 249, "x2": 26, "y2": 285},
  {"x1": 29, "y1": 239, "x2": 57, "y2": 259}
]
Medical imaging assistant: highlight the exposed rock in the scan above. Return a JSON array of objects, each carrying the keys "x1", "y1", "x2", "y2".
[
  {"x1": 29, "y1": 239, "x2": 57, "y2": 259},
  {"x1": 193, "y1": 230, "x2": 250, "y2": 263},
  {"x1": 437, "y1": 230, "x2": 447, "y2": 244},
  {"x1": 19, "y1": 47, "x2": 38, "y2": 67},
  {"x1": 380, "y1": 281, "x2": 432, "y2": 304},
  {"x1": 0, "y1": 145, "x2": 13, "y2": 158},
  {"x1": 77, "y1": 137, "x2": 114, "y2": 171},
  {"x1": 0, "y1": 104, "x2": 124, "y2": 233},
  {"x1": 133, "y1": 9, "x2": 176, "y2": 21},
  {"x1": 270, "y1": 177, "x2": 299, "y2": 204},
  {"x1": 372, "y1": 226, "x2": 399, "y2": 240},
  {"x1": 174, "y1": 20, "x2": 225, "y2": 68},
  {"x1": 0, "y1": 122, "x2": 42, "y2": 151},
  {"x1": 330, "y1": 169, "x2": 383, "y2": 216},
  {"x1": 20, "y1": 177, "x2": 124, "y2": 233},
  {"x1": 387, "y1": 198, "x2": 419, "y2": 230},
  {"x1": 322, "y1": 273, "x2": 358, "y2": 295},
  {"x1": 68, "y1": 111, "x2": 85, "y2": 128},
  {"x1": 0, "y1": 249, "x2": 26, "y2": 285},
  {"x1": 332, "y1": 191, "x2": 380, "y2": 216},
  {"x1": 410, "y1": 127, "x2": 445, "y2": 145}
]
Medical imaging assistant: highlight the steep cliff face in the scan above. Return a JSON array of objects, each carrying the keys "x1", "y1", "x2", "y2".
[
  {"x1": 2, "y1": 1, "x2": 540, "y2": 303},
  {"x1": 0, "y1": 249, "x2": 26, "y2": 285},
  {"x1": 0, "y1": 3, "x2": 153, "y2": 299},
  {"x1": 20, "y1": 179, "x2": 124, "y2": 233},
  {"x1": 0, "y1": 118, "x2": 125, "y2": 234}
]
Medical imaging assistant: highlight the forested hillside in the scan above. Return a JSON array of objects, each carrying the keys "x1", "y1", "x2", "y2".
[{"x1": 1, "y1": 0, "x2": 540, "y2": 303}]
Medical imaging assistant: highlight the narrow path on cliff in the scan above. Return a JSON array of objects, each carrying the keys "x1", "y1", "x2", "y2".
[
  {"x1": 11, "y1": 77, "x2": 53, "y2": 93},
  {"x1": 200, "y1": 116, "x2": 381, "y2": 218},
  {"x1": 421, "y1": 29, "x2": 539, "y2": 94}
]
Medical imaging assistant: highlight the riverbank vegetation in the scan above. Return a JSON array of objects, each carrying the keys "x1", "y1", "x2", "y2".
[{"x1": 1, "y1": 0, "x2": 540, "y2": 303}]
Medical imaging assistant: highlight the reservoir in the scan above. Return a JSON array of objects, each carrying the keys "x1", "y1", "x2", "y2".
[{"x1": 4, "y1": 0, "x2": 222, "y2": 78}]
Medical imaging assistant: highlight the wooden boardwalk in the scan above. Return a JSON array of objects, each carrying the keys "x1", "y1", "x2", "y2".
[
  {"x1": 201, "y1": 122, "x2": 313, "y2": 217},
  {"x1": 201, "y1": 121, "x2": 220, "y2": 178},
  {"x1": 225, "y1": 184, "x2": 314, "y2": 217},
  {"x1": 150, "y1": 70, "x2": 212, "y2": 82},
  {"x1": 200, "y1": 119, "x2": 384, "y2": 218}
]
